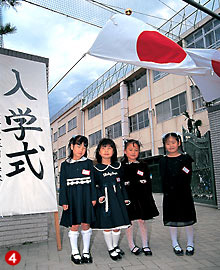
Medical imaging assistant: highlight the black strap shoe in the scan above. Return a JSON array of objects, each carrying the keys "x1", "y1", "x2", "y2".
[
  {"x1": 82, "y1": 252, "x2": 93, "y2": 263},
  {"x1": 131, "y1": 246, "x2": 141, "y2": 255},
  {"x1": 173, "y1": 245, "x2": 184, "y2": 256},
  {"x1": 108, "y1": 249, "x2": 120, "y2": 261},
  {"x1": 142, "y1": 247, "x2": 152, "y2": 256},
  {"x1": 186, "y1": 246, "x2": 194, "y2": 256},
  {"x1": 71, "y1": 253, "x2": 82, "y2": 264},
  {"x1": 113, "y1": 246, "x2": 125, "y2": 256}
]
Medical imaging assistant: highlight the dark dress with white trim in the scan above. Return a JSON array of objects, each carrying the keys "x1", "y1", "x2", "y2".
[
  {"x1": 122, "y1": 161, "x2": 159, "y2": 221},
  {"x1": 159, "y1": 153, "x2": 197, "y2": 227},
  {"x1": 92, "y1": 162, "x2": 131, "y2": 230},
  {"x1": 59, "y1": 157, "x2": 96, "y2": 227}
]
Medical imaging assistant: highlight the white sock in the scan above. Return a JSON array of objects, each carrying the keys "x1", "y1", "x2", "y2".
[
  {"x1": 112, "y1": 230, "x2": 121, "y2": 248},
  {"x1": 185, "y1": 225, "x2": 194, "y2": 249},
  {"x1": 169, "y1": 227, "x2": 179, "y2": 248},
  {"x1": 81, "y1": 228, "x2": 92, "y2": 254},
  {"x1": 68, "y1": 230, "x2": 80, "y2": 256},
  {"x1": 126, "y1": 222, "x2": 135, "y2": 250},
  {"x1": 103, "y1": 231, "x2": 114, "y2": 251},
  {"x1": 138, "y1": 220, "x2": 149, "y2": 248}
]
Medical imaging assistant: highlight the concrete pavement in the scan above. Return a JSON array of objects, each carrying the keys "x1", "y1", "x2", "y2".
[{"x1": 1, "y1": 194, "x2": 220, "y2": 270}]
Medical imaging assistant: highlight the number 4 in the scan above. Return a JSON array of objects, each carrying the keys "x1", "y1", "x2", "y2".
[{"x1": 9, "y1": 252, "x2": 17, "y2": 264}]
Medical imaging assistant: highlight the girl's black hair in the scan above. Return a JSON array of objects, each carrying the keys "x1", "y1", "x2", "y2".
[
  {"x1": 121, "y1": 139, "x2": 141, "y2": 163},
  {"x1": 68, "y1": 135, "x2": 88, "y2": 160},
  {"x1": 162, "y1": 132, "x2": 184, "y2": 155},
  {"x1": 95, "y1": 138, "x2": 117, "y2": 164}
]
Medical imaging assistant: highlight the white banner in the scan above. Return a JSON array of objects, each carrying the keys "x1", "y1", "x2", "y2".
[{"x1": 0, "y1": 53, "x2": 58, "y2": 216}]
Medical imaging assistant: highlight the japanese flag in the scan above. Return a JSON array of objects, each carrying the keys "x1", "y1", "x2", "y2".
[{"x1": 88, "y1": 14, "x2": 220, "y2": 101}]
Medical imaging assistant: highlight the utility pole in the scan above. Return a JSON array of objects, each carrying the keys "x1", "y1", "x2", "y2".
[{"x1": 182, "y1": 0, "x2": 220, "y2": 20}]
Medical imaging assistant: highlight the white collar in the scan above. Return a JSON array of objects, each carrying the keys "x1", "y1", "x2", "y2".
[
  {"x1": 94, "y1": 162, "x2": 121, "y2": 172},
  {"x1": 67, "y1": 156, "x2": 87, "y2": 163}
]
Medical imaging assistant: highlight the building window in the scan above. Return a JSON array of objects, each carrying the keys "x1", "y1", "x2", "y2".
[
  {"x1": 58, "y1": 146, "x2": 66, "y2": 160},
  {"x1": 191, "y1": 85, "x2": 205, "y2": 112},
  {"x1": 88, "y1": 102, "x2": 101, "y2": 120},
  {"x1": 68, "y1": 117, "x2": 77, "y2": 132},
  {"x1": 153, "y1": 70, "x2": 168, "y2": 82},
  {"x1": 129, "y1": 109, "x2": 149, "y2": 133},
  {"x1": 156, "y1": 92, "x2": 187, "y2": 123},
  {"x1": 104, "y1": 89, "x2": 120, "y2": 110},
  {"x1": 139, "y1": 150, "x2": 152, "y2": 159},
  {"x1": 158, "y1": 147, "x2": 164, "y2": 155},
  {"x1": 105, "y1": 121, "x2": 122, "y2": 139},
  {"x1": 185, "y1": 18, "x2": 220, "y2": 49},
  {"x1": 53, "y1": 132, "x2": 58, "y2": 142},
  {"x1": 127, "y1": 71, "x2": 147, "y2": 96},
  {"x1": 89, "y1": 130, "x2": 102, "y2": 147},
  {"x1": 58, "y1": 124, "x2": 66, "y2": 137}
]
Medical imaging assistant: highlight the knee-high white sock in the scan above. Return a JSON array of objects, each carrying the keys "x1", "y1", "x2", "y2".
[
  {"x1": 81, "y1": 228, "x2": 92, "y2": 254},
  {"x1": 68, "y1": 230, "x2": 79, "y2": 255},
  {"x1": 185, "y1": 225, "x2": 194, "y2": 247},
  {"x1": 112, "y1": 230, "x2": 121, "y2": 248},
  {"x1": 138, "y1": 220, "x2": 148, "y2": 248},
  {"x1": 103, "y1": 231, "x2": 114, "y2": 251},
  {"x1": 169, "y1": 227, "x2": 179, "y2": 248},
  {"x1": 126, "y1": 222, "x2": 135, "y2": 250}
]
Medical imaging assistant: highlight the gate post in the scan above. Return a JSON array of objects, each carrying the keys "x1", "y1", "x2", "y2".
[{"x1": 208, "y1": 104, "x2": 220, "y2": 209}]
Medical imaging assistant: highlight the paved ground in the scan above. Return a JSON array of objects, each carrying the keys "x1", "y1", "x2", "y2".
[{"x1": 1, "y1": 194, "x2": 220, "y2": 270}]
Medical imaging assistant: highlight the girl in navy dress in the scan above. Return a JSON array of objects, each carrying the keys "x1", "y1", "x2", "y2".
[
  {"x1": 121, "y1": 139, "x2": 159, "y2": 256},
  {"x1": 92, "y1": 138, "x2": 130, "y2": 261},
  {"x1": 159, "y1": 133, "x2": 197, "y2": 256},
  {"x1": 59, "y1": 135, "x2": 96, "y2": 264}
]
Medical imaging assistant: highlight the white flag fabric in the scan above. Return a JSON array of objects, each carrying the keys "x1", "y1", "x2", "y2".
[
  {"x1": 88, "y1": 14, "x2": 220, "y2": 102},
  {"x1": 0, "y1": 53, "x2": 58, "y2": 216}
]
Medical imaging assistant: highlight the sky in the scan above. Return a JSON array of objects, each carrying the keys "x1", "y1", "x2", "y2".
[{"x1": 2, "y1": 0, "x2": 187, "y2": 118}]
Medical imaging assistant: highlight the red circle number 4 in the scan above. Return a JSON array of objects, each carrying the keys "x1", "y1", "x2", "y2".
[{"x1": 5, "y1": 250, "x2": 21, "y2": 265}]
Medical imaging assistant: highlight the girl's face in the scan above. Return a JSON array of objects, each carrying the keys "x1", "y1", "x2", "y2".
[
  {"x1": 71, "y1": 142, "x2": 86, "y2": 160},
  {"x1": 124, "y1": 143, "x2": 139, "y2": 162},
  {"x1": 99, "y1": 144, "x2": 114, "y2": 162},
  {"x1": 165, "y1": 136, "x2": 180, "y2": 155}
]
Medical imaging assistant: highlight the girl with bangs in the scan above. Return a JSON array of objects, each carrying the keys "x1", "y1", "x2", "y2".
[
  {"x1": 59, "y1": 135, "x2": 96, "y2": 265},
  {"x1": 92, "y1": 138, "x2": 130, "y2": 261},
  {"x1": 159, "y1": 132, "x2": 197, "y2": 256}
]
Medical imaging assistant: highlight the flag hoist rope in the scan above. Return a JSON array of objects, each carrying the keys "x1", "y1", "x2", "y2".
[{"x1": 48, "y1": 53, "x2": 86, "y2": 94}]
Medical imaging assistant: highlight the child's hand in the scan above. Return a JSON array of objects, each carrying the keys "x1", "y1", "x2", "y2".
[
  {"x1": 92, "y1": 200, "x2": 96, "y2": 206},
  {"x1": 99, "y1": 196, "x2": 105, "y2": 203},
  {"x1": 62, "y1": 205, "x2": 68, "y2": 211}
]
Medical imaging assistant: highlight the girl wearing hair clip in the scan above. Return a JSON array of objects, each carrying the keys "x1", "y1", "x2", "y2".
[
  {"x1": 159, "y1": 132, "x2": 197, "y2": 256},
  {"x1": 121, "y1": 139, "x2": 159, "y2": 256},
  {"x1": 92, "y1": 138, "x2": 130, "y2": 261},
  {"x1": 59, "y1": 135, "x2": 96, "y2": 265}
]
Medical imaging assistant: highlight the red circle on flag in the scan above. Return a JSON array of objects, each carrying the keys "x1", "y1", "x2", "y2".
[
  {"x1": 5, "y1": 250, "x2": 21, "y2": 266},
  {"x1": 211, "y1": 59, "x2": 220, "y2": 77},
  {"x1": 137, "y1": 31, "x2": 187, "y2": 64}
]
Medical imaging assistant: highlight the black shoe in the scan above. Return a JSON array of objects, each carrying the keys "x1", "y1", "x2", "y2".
[
  {"x1": 131, "y1": 246, "x2": 141, "y2": 255},
  {"x1": 108, "y1": 249, "x2": 121, "y2": 261},
  {"x1": 173, "y1": 245, "x2": 184, "y2": 256},
  {"x1": 185, "y1": 246, "x2": 194, "y2": 256},
  {"x1": 142, "y1": 247, "x2": 152, "y2": 256},
  {"x1": 82, "y1": 252, "x2": 93, "y2": 263},
  {"x1": 113, "y1": 246, "x2": 125, "y2": 256},
  {"x1": 71, "y1": 254, "x2": 82, "y2": 264}
]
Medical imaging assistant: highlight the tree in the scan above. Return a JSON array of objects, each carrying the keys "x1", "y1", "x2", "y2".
[{"x1": 0, "y1": 0, "x2": 20, "y2": 46}]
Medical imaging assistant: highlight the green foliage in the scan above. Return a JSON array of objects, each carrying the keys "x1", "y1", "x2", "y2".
[
  {"x1": 0, "y1": 22, "x2": 16, "y2": 35},
  {"x1": 183, "y1": 111, "x2": 202, "y2": 138}
]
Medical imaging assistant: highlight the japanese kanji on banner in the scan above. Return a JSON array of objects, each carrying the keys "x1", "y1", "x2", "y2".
[{"x1": 0, "y1": 52, "x2": 58, "y2": 216}]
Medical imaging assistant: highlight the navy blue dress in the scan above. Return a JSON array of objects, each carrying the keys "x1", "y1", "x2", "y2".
[
  {"x1": 92, "y1": 162, "x2": 131, "y2": 230},
  {"x1": 59, "y1": 157, "x2": 96, "y2": 227},
  {"x1": 121, "y1": 161, "x2": 159, "y2": 221},
  {"x1": 159, "y1": 154, "x2": 197, "y2": 227}
]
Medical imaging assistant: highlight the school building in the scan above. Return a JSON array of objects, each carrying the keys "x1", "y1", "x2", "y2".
[{"x1": 50, "y1": 11, "x2": 220, "y2": 206}]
